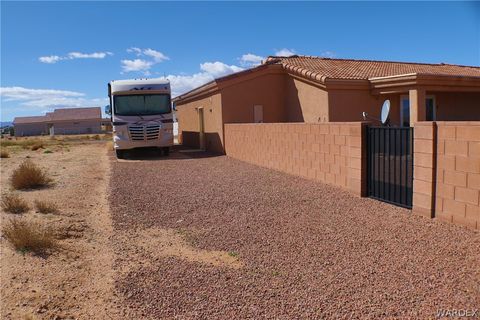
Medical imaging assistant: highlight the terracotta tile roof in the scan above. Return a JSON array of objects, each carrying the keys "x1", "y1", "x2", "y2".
[
  {"x1": 13, "y1": 115, "x2": 49, "y2": 124},
  {"x1": 13, "y1": 107, "x2": 101, "y2": 124},
  {"x1": 50, "y1": 107, "x2": 101, "y2": 121},
  {"x1": 267, "y1": 56, "x2": 480, "y2": 80}
]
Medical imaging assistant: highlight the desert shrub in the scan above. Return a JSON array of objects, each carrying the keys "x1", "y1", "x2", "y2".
[
  {"x1": 34, "y1": 199, "x2": 59, "y2": 214},
  {"x1": 44, "y1": 150, "x2": 53, "y2": 154},
  {"x1": 31, "y1": 143, "x2": 44, "y2": 151},
  {"x1": 10, "y1": 160, "x2": 53, "y2": 190},
  {"x1": 1, "y1": 194, "x2": 30, "y2": 214},
  {"x1": 2, "y1": 218, "x2": 56, "y2": 254},
  {"x1": 92, "y1": 134, "x2": 101, "y2": 140},
  {"x1": 0, "y1": 149, "x2": 9, "y2": 158}
]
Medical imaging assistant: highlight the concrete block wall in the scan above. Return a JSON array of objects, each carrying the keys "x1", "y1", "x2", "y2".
[
  {"x1": 224, "y1": 122, "x2": 367, "y2": 196},
  {"x1": 434, "y1": 122, "x2": 480, "y2": 229},
  {"x1": 412, "y1": 122, "x2": 436, "y2": 218},
  {"x1": 413, "y1": 121, "x2": 480, "y2": 230}
]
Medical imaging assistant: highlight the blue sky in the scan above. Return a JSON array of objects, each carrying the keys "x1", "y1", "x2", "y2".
[{"x1": 1, "y1": 1, "x2": 479, "y2": 121}]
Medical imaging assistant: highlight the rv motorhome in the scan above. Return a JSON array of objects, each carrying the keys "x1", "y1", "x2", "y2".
[{"x1": 106, "y1": 78, "x2": 174, "y2": 159}]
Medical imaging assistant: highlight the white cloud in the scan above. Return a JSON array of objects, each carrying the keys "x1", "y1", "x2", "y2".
[
  {"x1": 0, "y1": 86, "x2": 107, "y2": 113},
  {"x1": 200, "y1": 62, "x2": 243, "y2": 77},
  {"x1": 121, "y1": 59, "x2": 154, "y2": 73},
  {"x1": 127, "y1": 47, "x2": 143, "y2": 55},
  {"x1": 320, "y1": 51, "x2": 336, "y2": 58},
  {"x1": 275, "y1": 48, "x2": 296, "y2": 57},
  {"x1": 1, "y1": 87, "x2": 84, "y2": 100},
  {"x1": 67, "y1": 51, "x2": 113, "y2": 59},
  {"x1": 123, "y1": 47, "x2": 169, "y2": 74},
  {"x1": 39, "y1": 51, "x2": 113, "y2": 64},
  {"x1": 143, "y1": 48, "x2": 169, "y2": 62},
  {"x1": 127, "y1": 47, "x2": 169, "y2": 62},
  {"x1": 39, "y1": 55, "x2": 63, "y2": 64},
  {"x1": 165, "y1": 72, "x2": 215, "y2": 97},
  {"x1": 239, "y1": 53, "x2": 264, "y2": 67},
  {"x1": 157, "y1": 61, "x2": 243, "y2": 97}
]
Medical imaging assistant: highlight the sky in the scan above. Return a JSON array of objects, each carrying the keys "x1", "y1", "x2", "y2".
[{"x1": 1, "y1": 1, "x2": 479, "y2": 121}]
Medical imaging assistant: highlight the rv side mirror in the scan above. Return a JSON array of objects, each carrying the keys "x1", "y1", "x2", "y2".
[{"x1": 105, "y1": 105, "x2": 112, "y2": 115}]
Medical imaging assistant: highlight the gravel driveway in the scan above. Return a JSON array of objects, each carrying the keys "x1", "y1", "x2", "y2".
[{"x1": 109, "y1": 148, "x2": 479, "y2": 319}]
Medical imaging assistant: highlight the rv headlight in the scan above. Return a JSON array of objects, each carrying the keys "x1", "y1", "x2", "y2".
[{"x1": 113, "y1": 127, "x2": 128, "y2": 137}]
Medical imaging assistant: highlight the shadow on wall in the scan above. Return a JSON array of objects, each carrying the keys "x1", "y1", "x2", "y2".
[
  {"x1": 285, "y1": 77, "x2": 305, "y2": 122},
  {"x1": 181, "y1": 131, "x2": 224, "y2": 154}
]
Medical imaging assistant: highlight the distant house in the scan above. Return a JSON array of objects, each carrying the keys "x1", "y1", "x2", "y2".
[
  {"x1": 101, "y1": 117, "x2": 113, "y2": 132},
  {"x1": 174, "y1": 55, "x2": 480, "y2": 153},
  {"x1": 13, "y1": 107, "x2": 102, "y2": 137}
]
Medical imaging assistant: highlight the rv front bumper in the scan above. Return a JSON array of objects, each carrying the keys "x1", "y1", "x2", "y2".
[{"x1": 113, "y1": 128, "x2": 173, "y2": 150}]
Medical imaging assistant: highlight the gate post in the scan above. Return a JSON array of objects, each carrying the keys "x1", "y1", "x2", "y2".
[
  {"x1": 412, "y1": 122, "x2": 437, "y2": 218},
  {"x1": 347, "y1": 122, "x2": 369, "y2": 197}
]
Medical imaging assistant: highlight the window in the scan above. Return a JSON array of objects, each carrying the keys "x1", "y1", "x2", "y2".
[
  {"x1": 400, "y1": 95, "x2": 436, "y2": 126},
  {"x1": 400, "y1": 96, "x2": 410, "y2": 127},
  {"x1": 426, "y1": 96, "x2": 436, "y2": 121},
  {"x1": 113, "y1": 94, "x2": 171, "y2": 116}
]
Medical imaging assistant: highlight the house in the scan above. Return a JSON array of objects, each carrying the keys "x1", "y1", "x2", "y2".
[
  {"x1": 13, "y1": 107, "x2": 102, "y2": 136},
  {"x1": 174, "y1": 56, "x2": 480, "y2": 153},
  {"x1": 101, "y1": 117, "x2": 113, "y2": 132}
]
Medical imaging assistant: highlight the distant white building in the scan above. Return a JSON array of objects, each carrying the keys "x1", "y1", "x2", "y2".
[{"x1": 13, "y1": 107, "x2": 102, "y2": 137}]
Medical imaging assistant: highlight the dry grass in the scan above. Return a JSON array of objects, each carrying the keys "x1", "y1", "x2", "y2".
[
  {"x1": 2, "y1": 218, "x2": 57, "y2": 254},
  {"x1": 106, "y1": 141, "x2": 114, "y2": 151},
  {"x1": 0, "y1": 139, "x2": 43, "y2": 148},
  {"x1": 34, "y1": 199, "x2": 59, "y2": 214},
  {"x1": 10, "y1": 160, "x2": 53, "y2": 190},
  {"x1": 1, "y1": 194, "x2": 30, "y2": 214},
  {"x1": 1, "y1": 149, "x2": 10, "y2": 158},
  {"x1": 31, "y1": 143, "x2": 44, "y2": 151}
]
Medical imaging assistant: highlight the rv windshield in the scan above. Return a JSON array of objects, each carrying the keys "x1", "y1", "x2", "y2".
[{"x1": 113, "y1": 94, "x2": 171, "y2": 116}]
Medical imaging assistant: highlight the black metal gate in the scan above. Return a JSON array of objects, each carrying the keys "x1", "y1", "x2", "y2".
[{"x1": 367, "y1": 126, "x2": 414, "y2": 208}]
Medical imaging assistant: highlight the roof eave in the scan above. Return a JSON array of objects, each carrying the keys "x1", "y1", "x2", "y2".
[
  {"x1": 173, "y1": 64, "x2": 275, "y2": 104},
  {"x1": 370, "y1": 73, "x2": 480, "y2": 93}
]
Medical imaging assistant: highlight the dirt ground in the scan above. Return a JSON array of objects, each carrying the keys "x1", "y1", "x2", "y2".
[
  {"x1": 1, "y1": 142, "x2": 479, "y2": 319},
  {"x1": 0, "y1": 138, "x2": 118, "y2": 320}
]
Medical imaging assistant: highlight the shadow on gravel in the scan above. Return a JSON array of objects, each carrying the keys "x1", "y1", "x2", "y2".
[{"x1": 115, "y1": 145, "x2": 222, "y2": 161}]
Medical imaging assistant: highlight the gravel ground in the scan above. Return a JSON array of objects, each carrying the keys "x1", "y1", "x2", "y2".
[{"x1": 110, "y1": 148, "x2": 480, "y2": 319}]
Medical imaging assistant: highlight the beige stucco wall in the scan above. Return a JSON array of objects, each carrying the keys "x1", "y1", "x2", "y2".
[
  {"x1": 328, "y1": 89, "x2": 380, "y2": 123},
  {"x1": 177, "y1": 69, "x2": 287, "y2": 153},
  {"x1": 434, "y1": 92, "x2": 480, "y2": 121},
  {"x1": 14, "y1": 120, "x2": 101, "y2": 137},
  {"x1": 221, "y1": 72, "x2": 287, "y2": 124},
  {"x1": 176, "y1": 93, "x2": 224, "y2": 153},
  {"x1": 53, "y1": 120, "x2": 101, "y2": 135},
  {"x1": 285, "y1": 77, "x2": 329, "y2": 123},
  {"x1": 14, "y1": 123, "x2": 48, "y2": 137}
]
